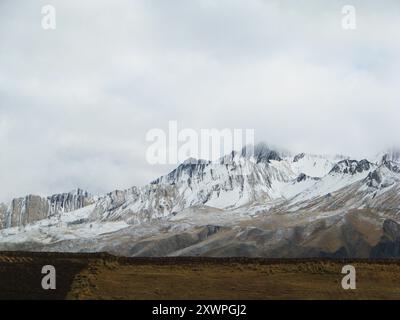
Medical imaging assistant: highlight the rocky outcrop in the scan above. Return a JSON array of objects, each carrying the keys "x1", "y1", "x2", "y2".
[
  {"x1": 366, "y1": 170, "x2": 383, "y2": 188},
  {"x1": 371, "y1": 220, "x2": 400, "y2": 258},
  {"x1": 329, "y1": 159, "x2": 372, "y2": 175},
  {"x1": 293, "y1": 153, "x2": 305, "y2": 162},
  {"x1": 296, "y1": 173, "x2": 320, "y2": 183}
]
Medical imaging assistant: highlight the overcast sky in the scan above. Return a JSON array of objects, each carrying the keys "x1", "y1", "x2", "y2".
[{"x1": 0, "y1": 0, "x2": 399, "y2": 201}]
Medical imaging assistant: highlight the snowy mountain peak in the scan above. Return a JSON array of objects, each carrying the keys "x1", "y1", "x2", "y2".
[
  {"x1": 2, "y1": 144, "x2": 400, "y2": 236},
  {"x1": 251, "y1": 143, "x2": 282, "y2": 163},
  {"x1": 287, "y1": 153, "x2": 345, "y2": 178},
  {"x1": 2, "y1": 143, "x2": 400, "y2": 259},
  {"x1": 329, "y1": 159, "x2": 373, "y2": 176},
  {"x1": 240, "y1": 143, "x2": 287, "y2": 163}
]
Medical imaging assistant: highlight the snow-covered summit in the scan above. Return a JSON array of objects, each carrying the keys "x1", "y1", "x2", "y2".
[
  {"x1": 1, "y1": 144, "x2": 400, "y2": 258},
  {"x1": 1, "y1": 144, "x2": 400, "y2": 233}
]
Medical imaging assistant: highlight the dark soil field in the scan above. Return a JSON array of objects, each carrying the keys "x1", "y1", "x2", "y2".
[{"x1": 1, "y1": 252, "x2": 400, "y2": 300}]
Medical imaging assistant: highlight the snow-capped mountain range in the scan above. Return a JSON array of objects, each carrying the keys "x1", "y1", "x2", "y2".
[{"x1": 1, "y1": 144, "x2": 400, "y2": 258}]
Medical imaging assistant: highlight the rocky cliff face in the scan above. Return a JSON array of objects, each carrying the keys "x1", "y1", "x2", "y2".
[
  {"x1": 48, "y1": 189, "x2": 93, "y2": 215},
  {"x1": 0, "y1": 189, "x2": 94, "y2": 229}
]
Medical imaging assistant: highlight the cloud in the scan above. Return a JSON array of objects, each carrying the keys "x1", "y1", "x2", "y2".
[{"x1": 0, "y1": 0, "x2": 399, "y2": 201}]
